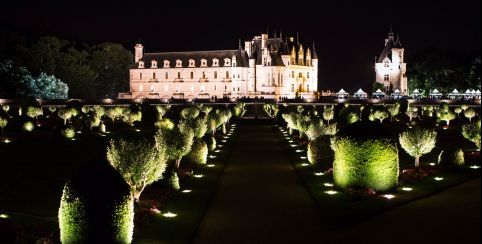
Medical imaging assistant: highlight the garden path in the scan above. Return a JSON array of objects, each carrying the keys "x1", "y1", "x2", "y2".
[{"x1": 193, "y1": 124, "x2": 325, "y2": 243}]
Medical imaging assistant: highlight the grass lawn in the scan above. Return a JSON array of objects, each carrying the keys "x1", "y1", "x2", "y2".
[{"x1": 274, "y1": 124, "x2": 481, "y2": 229}]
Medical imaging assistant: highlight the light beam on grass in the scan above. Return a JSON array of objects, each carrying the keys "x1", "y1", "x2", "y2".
[
  {"x1": 382, "y1": 194, "x2": 395, "y2": 199},
  {"x1": 401, "y1": 187, "x2": 413, "y2": 192},
  {"x1": 434, "y1": 177, "x2": 444, "y2": 181},
  {"x1": 325, "y1": 190, "x2": 338, "y2": 195},
  {"x1": 193, "y1": 174, "x2": 204, "y2": 178},
  {"x1": 162, "y1": 212, "x2": 177, "y2": 218},
  {"x1": 314, "y1": 172, "x2": 324, "y2": 176},
  {"x1": 323, "y1": 183, "x2": 334, "y2": 187}
]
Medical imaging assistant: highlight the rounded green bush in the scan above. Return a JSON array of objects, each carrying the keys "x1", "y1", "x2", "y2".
[
  {"x1": 62, "y1": 127, "x2": 76, "y2": 139},
  {"x1": 186, "y1": 138, "x2": 208, "y2": 166},
  {"x1": 438, "y1": 148, "x2": 464, "y2": 166},
  {"x1": 307, "y1": 136, "x2": 334, "y2": 169},
  {"x1": 22, "y1": 121, "x2": 35, "y2": 131},
  {"x1": 331, "y1": 122, "x2": 399, "y2": 192},
  {"x1": 58, "y1": 161, "x2": 134, "y2": 243}
]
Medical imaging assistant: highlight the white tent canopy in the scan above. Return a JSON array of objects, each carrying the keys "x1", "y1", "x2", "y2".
[
  {"x1": 354, "y1": 88, "x2": 367, "y2": 95},
  {"x1": 336, "y1": 89, "x2": 348, "y2": 95},
  {"x1": 450, "y1": 89, "x2": 459, "y2": 94}
]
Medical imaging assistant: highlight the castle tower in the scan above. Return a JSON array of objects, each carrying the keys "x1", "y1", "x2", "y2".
[{"x1": 374, "y1": 27, "x2": 408, "y2": 94}]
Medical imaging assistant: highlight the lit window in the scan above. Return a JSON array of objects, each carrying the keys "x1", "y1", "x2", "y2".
[
  {"x1": 139, "y1": 73, "x2": 142, "y2": 80},
  {"x1": 226, "y1": 71, "x2": 229, "y2": 79},
  {"x1": 384, "y1": 74, "x2": 390, "y2": 81},
  {"x1": 177, "y1": 72, "x2": 181, "y2": 79},
  {"x1": 306, "y1": 84, "x2": 310, "y2": 92},
  {"x1": 291, "y1": 84, "x2": 294, "y2": 92},
  {"x1": 139, "y1": 85, "x2": 144, "y2": 91},
  {"x1": 224, "y1": 58, "x2": 231, "y2": 66},
  {"x1": 153, "y1": 72, "x2": 156, "y2": 79},
  {"x1": 291, "y1": 71, "x2": 294, "y2": 78}
]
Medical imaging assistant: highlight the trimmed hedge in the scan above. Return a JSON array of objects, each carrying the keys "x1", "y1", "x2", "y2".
[
  {"x1": 438, "y1": 148, "x2": 465, "y2": 167},
  {"x1": 331, "y1": 121, "x2": 399, "y2": 192},
  {"x1": 186, "y1": 138, "x2": 208, "y2": 166},
  {"x1": 307, "y1": 136, "x2": 334, "y2": 170},
  {"x1": 58, "y1": 160, "x2": 134, "y2": 243}
]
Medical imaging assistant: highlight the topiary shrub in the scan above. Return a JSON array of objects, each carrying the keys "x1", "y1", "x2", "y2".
[
  {"x1": 186, "y1": 138, "x2": 208, "y2": 166},
  {"x1": 438, "y1": 148, "x2": 464, "y2": 167},
  {"x1": 62, "y1": 126, "x2": 76, "y2": 139},
  {"x1": 331, "y1": 121, "x2": 399, "y2": 192},
  {"x1": 206, "y1": 136, "x2": 216, "y2": 151},
  {"x1": 22, "y1": 121, "x2": 35, "y2": 132},
  {"x1": 307, "y1": 136, "x2": 334, "y2": 170},
  {"x1": 58, "y1": 160, "x2": 134, "y2": 243},
  {"x1": 168, "y1": 170, "x2": 180, "y2": 191}
]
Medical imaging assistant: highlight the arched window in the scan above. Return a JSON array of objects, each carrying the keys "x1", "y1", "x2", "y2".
[
  {"x1": 307, "y1": 72, "x2": 310, "y2": 79},
  {"x1": 299, "y1": 72, "x2": 302, "y2": 78},
  {"x1": 291, "y1": 71, "x2": 295, "y2": 78},
  {"x1": 290, "y1": 84, "x2": 295, "y2": 92}
]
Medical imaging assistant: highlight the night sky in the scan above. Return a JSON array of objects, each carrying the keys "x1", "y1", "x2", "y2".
[{"x1": 1, "y1": 0, "x2": 480, "y2": 92}]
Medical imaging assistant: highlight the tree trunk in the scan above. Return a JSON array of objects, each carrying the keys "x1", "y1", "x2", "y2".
[
  {"x1": 289, "y1": 127, "x2": 293, "y2": 135},
  {"x1": 222, "y1": 123, "x2": 226, "y2": 134},
  {"x1": 175, "y1": 158, "x2": 181, "y2": 169},
  {"x1": 132, "y1": 183, "x2": 145, "y2": 208},
  {"x1": 327, "y1": 120, "x2": 330, "y2": 125},
  {"x1": 415, "y1": 156, "x2": 420, "y2": 168}
]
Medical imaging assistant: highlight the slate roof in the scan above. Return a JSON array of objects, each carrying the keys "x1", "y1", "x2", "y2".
[
  {"x1": 377, "y1": 32, "x2": 403, "y2": 63},
  {"x1": 134, "y1": 49, "x2": 250, "y2": 68}
]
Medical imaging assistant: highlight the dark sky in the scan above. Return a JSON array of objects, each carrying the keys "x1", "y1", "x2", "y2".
[{"x1": 1, "y1": 0, "x2": 480, "y2": 92}]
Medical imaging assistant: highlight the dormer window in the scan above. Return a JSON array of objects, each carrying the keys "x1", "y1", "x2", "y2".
[
  {"x1": 176, "y1": 59, "x2": 182, "y2": 67},
  {"x1": 224, "y1": 58, "x2": 231, "y2": 66},
  {"x1": 232, "y1": 55, "x2": 237, "y2": 67},
  {"x1": 138, "y1": 61, "x2": 144, "y2": 68},
  {"x1": 151, "y1": 60, "x2": 157, "y2": 68},
  {"x1": 163, "y1": 60, "x2": 170, "y2": 68},
  {"x1": 189, "y1": 59, "x2": 195, "y2": 67},
  {"x1": 212, "y1": 58, "x2": 219, "y2": 67},
  {"x1": 201, "y1": 59, "x2": 207, "y2": 67}
]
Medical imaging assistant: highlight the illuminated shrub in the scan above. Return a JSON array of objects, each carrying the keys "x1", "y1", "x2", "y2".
[
  {"x1": 26, "y1": 106, "x2": 43, "y2": 119},
  {"x1": 180, "y1": 106, "x2": 200, "y2": 120},
  {"x1": 167, "y1": 170, "x2": 180, "y2": 191},
  {"x1": 62, "y1": 126, "x2": 76, "y2": 139},
  {"x1": 186, "y1": 138, "x2": 208, "y2": 166},
  {"x1": 58, "y1": 161, "x2": 134, "y2": 243},
  {"x1": 154, "y1": 118, "x2": 174, "y2": 130},
  {"x1": 463, "y1": 107, "x2": 476, "y2": 122},
  {"x1": 462, "y1": 120, "x2": 481, "y2": 151},
  {"x1": 331, "y1": 122, "x2": 399, "y2": 192},
  {"x1": 22, "y1": 121, "x2": 35, "y2": 131},
  {"x1": 233, "y1": 103, "x2": 246, "y2": 117},
  {"x1": 206, "y1": 136, "x2": 216, "y2": 151},
  {"x1": 99, "y1": 122, "x2": 106, "y2": 133},
  {"x1": 438, "y1": 148, "x2": 464, "y2": 167},
  {"x1": 0, "y1": 116, "x2": 7, "y2": 134},
  {"x1": 307, "y1": 136, "x2": 334, "y2": 169}
]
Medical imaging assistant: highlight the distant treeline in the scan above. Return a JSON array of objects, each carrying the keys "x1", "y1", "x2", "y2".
[
  {"x1": 407, "y1": 49, "x2": 480, "y2": 94},
  {"x1": 0, "y1": 32, "x2": 133, "y2": 99}
]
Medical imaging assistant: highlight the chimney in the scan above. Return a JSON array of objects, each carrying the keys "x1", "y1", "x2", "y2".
[{"x1": 135, "y1": 44, "x2": 143, "y2": 63}]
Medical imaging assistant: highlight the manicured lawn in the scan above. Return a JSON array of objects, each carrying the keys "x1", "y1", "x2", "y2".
[{"x1": 274, "y1": 124, "x2": 481, "y2": 229}]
